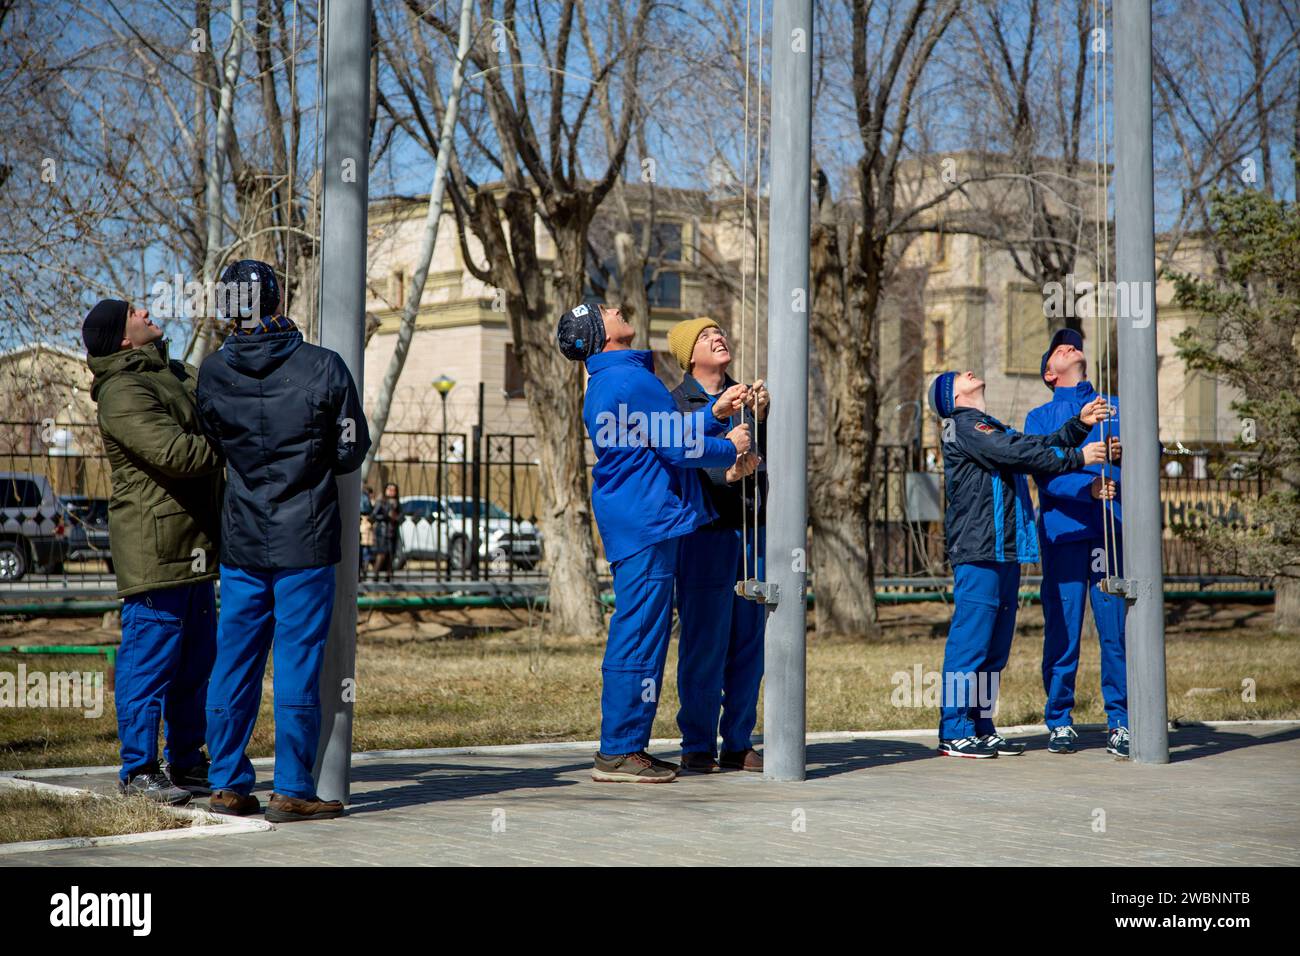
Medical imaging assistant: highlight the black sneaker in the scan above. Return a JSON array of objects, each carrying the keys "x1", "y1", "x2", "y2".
[
  {"x1": 1107, "y1": 726, "x2": 1131, "y2": 759},
  {"x1": 167, "y1": 757, "x2": 213, "y2": 796},
  {"x1": 980, "y1": 733, "x2": 1026, "y2": 756},
  {"x1": 938, "y1": 736, "x2": 998, "y2": 759},
  {"x1": 1047, "y1": 725, "x2": 1079, "y2": 754},
  {"x1": 119, "y1": 770, "x2": 193, "y2": 806}
]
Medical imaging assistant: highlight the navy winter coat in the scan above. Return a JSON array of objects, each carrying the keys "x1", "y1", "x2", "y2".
[
  {"x1": 196, "y1": 327, "x2": 371, "y2": 570},
  {"x1": 940, "y1": 407, "x2": 1090, "y2": 566},
  {"x1": 670, "y1": 374, "x2": 766, "y2": 531}
]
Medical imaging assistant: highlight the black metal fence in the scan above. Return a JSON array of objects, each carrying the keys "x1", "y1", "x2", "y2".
[
  {"x1": 364, "y1": 430, "x2": 547, "y2": 586},
  {"x1": 0, "y1": 419, "x2": 1272, "y2": 594}
]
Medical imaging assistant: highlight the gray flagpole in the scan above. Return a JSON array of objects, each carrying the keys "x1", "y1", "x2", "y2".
[
  {"x1": 313, "y1": 0, "x2": 371, "y2": 802},
  {"x1": 1113, "y1": 0, "x2": 1169, "y2": 764},
  {"x1": 763, "y1": 0, "x2": 813, "y2": 782}
]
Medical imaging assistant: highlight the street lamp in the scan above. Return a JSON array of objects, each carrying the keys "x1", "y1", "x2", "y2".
[{"x1": 432, "y1": 375, "x2": 456, "y2": 577}]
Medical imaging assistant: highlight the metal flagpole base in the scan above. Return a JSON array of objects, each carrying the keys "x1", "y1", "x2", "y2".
[
  {"x1": 735, "y1": 578, "x2": 779, "y2": 604},
  {"x1": 1099, "y1": 577, "x2": 1137, "y2": 599}
]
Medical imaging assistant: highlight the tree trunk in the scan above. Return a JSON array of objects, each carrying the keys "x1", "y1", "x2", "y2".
[
  {"x1": 808, "y1": 179, "x2": 881, "y2": 639},
  {"x1": 190, "y1": 0, "x2": 243, "y2": 366},
  {"x1": 613, "y1": 226, "x2": 652, "y2": 348},
  {"x1": 471, "y1": 187, "x2": 605, "y2": 639},
  {"x1": 524, "y1": 222, "x2": 604, "y2": 638},
  {"x1": 1276, "y1": 571, "x2": 1300, "y2": 634}
]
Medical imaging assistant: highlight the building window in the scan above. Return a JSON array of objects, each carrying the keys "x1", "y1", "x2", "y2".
[
  {"x1": 389, "y1": 268, "x2": 405, "y2": 309},
  {"x1": 584, "y1": 220, "x2": 685, "y2": 309},
  {"x1": 646, "y1": 269, "x2": 682, "y2": 309},
  {"x1": 504, "y1": 343, "x2": 525, "y2": 399},
  {"x1": 649, "y1": 222, "x2": 683, "y2": 261},
  {"x1": 1004, "y1": 284, "x2": 1052, "y2": 374}
]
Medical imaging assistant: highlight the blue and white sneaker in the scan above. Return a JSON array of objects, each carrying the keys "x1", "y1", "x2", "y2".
[
  {"x1": 1107, "y1": 726, "x2": 1131, "y2": 758},
  {"x1": 1047, "y1": 725, "x2": 1079, "y2": 754},
  {"x1": 938, "y1": 736, "x2": 998, "y2": 759},
  {"x1": 981, "y1": 733, "x2": 1026, "y2": 756}
]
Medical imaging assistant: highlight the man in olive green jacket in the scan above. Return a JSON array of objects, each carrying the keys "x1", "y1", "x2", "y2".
[{"x1": 84, "y1": 298, "x2": 224, "y2": 805}]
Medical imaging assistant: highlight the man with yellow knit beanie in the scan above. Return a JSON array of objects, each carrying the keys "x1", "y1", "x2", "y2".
[{"x1": 667, "y1": 317, "x2": 769, "y2": 773}]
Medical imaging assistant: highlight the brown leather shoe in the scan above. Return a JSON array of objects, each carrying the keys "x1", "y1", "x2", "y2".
[
  {"x1": 679, "y1": 752, "x2": 720, "y2": 773},
  {"x1": 719, "y1": 748, "x2": 763, "y2": 772},
  {"x1": 266, "y1": 792, "x2": 345, "y2": 822},
  {"x1": 641, "y1": 751, "x2": 680, "y2": 773},
  {"x1": 209, "y1": 789, "x2": 261, "y2": 816},
  {"x1": 591, "y1": 751, "x2": 676, "y2": 783}
]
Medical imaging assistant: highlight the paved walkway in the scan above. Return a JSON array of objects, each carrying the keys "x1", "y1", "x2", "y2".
[{"x1": 4, "y1": 723, "x2": 1298, "y2": 866}]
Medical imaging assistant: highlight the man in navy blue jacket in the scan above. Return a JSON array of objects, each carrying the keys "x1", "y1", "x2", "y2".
[
  {"x1": 557, "y1": 302, "x2": 755, "y2": 783},
  {"x1": 1024, "y1": 328, "x2": 1129, "y2": 757},
  {"x1": 666, "y1": 317, "x2": 768, "y2": 775},
  {"x1": 196, "y1": 259, "x2": 371, "y2": 821},
  {"x1": 929, "y1": 368, "x2": 1112, "y2": 758}
]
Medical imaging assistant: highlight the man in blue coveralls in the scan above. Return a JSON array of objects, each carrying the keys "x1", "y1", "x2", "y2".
[
  {"x1": 557, "y1": 302, "x2": 756, "y2": 783},
  {"x1": 196, "y1": 259, "x2": 371, "y2": 821},
  {"x1": 1024, "y1": 328, "x2": 1129, "y2": 757},
  {"x1": 666, "y1": 317, "x2": 769, "y2": 774},
  {"x1": 930, "y1": 368, "x2": 1113, "y2": 758}
]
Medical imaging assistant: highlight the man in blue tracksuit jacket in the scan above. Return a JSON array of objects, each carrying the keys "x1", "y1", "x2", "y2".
[
  {"x1": 929, "y1": 368, "x2": 1111, "y2": 758},
  {"x1": 1024, "y1": 328, "x2": 1129, "y2": 757},
  {"x1": 556, "y1": 302, "x2": 755, "y2": 784},
  {"x1": 195, "y1": 260, "x2": 371, "y2": 821}
]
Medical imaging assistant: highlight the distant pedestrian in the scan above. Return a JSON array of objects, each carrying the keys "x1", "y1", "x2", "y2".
[
  {"x1": 369, "y1": 483, "x2": 402, "y2": 582},
  {"x1": 359, "y1": 485, "x2": 375, "y2": 581}
]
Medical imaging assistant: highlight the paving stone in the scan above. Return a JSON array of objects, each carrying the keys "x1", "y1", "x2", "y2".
[{"x1": 3, "y1": 724, "x2": 1296, "y2": 866}]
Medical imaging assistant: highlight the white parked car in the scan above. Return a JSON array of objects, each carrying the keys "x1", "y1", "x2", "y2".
[{"x1": 395, "y1": 495, "x2": 543, "y2": 571}]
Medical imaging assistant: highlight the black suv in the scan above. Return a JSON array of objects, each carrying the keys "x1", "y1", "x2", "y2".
[{"x1": 61, "y1": 495, "x2": 113, "y2": 571}]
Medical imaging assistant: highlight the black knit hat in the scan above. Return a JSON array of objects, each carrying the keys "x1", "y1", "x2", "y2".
[
  {"x1": 556, "y1": 303, "x2": 606, "y2": 361},
  {"x1": 82, "y1": 299, "x2": 129, "y2": 358},
  {"x1": 1040, "y1": 327, "x2": 1085, "y2": 390}
]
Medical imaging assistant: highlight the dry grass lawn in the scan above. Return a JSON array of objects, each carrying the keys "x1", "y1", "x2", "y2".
[
  {"x1": 1, "y1": 601, "x2": 1295, "y2": 773},
  {"x1": 0, "y1": 787, "x2": 188, "y2": 845}
]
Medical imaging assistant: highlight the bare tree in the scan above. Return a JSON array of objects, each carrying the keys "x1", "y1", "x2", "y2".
[
  {"x1": 0, "y1": 3, "x2": 126, "y2": 352},
  {"x1": 1152, "y1": 0, "x2": 1300, "y2": 268},
  {"x1": 945, "y1": 0, "x2": 1095, "y2": 328},
  {"x1": 385, "y1": 0, "x2": 654, "y2": 638},
  {"x1": 808, "y1": 0, "x2": 960, "y2": 640},
  {"x1": 362, "y1": 0, "x2": 472, "y2": 481},
  {"x1": 48, "y1": 1, "x2": 341, "y2": 360},
  {"x1": 193, "y1": 0, "x2": 244, "y2": 363}
]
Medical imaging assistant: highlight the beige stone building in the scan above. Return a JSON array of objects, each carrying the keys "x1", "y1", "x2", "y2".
[
  {"x1": 362, "y1": 180, "x2": 1237, "y2": 457},
  {"x1": 881, "y1": 230, "x2": 1238, "y2": 451},
  {"x1": 0, "y1": 344, "x2": 97, "y2": 451},
  {"x1": 362, "y1": 188, "x2": 763, "y2": 455}
]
